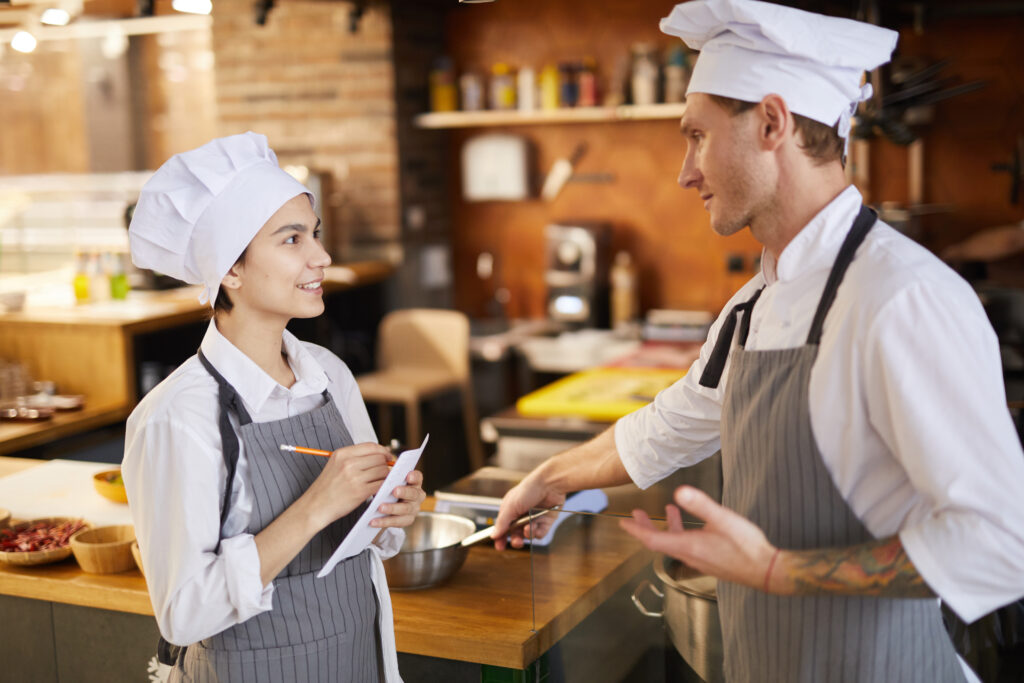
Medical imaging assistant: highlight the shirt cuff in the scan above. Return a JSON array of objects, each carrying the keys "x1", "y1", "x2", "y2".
[
  {"x1": 220, "y1": 534, "x2": 274, "y2": 620},
  {"x1": 373, "y1": 528, "x2": 405, "y2": 560},
  {"x1": 899, "y1": 526, "x2": 979, "y2": 623},
  {"x1": 614, "y1": 412, "x2": 657, "y2": 490}
]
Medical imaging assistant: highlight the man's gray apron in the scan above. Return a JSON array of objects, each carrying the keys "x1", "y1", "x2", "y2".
[
  {"x1": 698, "y1": 206, "x2": 966, "y2": 682},
  {"x1": 163, "y1": 351, "x2": 382, "y2": 683}
]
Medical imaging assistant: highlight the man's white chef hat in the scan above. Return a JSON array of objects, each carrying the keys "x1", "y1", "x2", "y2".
[
  {"x1": 129, "y1": 131, "x2": 313, "y2": 306},
  {"x1": 660, "y1": 0, "x2": 898, "y2": 146}
]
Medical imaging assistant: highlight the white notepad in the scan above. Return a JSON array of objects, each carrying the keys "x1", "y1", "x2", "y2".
[{"x1": 317, "y1": 435, "x2": 428, "y2": 578}]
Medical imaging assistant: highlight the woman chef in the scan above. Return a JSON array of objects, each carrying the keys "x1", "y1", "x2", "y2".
[{"x1": 122, "y1": 132, "x2": 424, "y2": 683}]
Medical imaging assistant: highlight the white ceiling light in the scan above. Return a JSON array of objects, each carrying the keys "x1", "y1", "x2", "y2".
[
  {"x1": 11, "y1": 31, "x2": 37, "y2": 53},
  {"x1": 171, "y1": 0, "x2": 212, "y2": 15},
  {"x1": 40, "y1": 8, "x2": 71, "y2": 26}
]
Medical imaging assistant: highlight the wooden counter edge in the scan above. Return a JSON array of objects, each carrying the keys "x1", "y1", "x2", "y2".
[
  {"x1": 0, "y1": 567, "x2": 153, "y2": 616},
  {"x1": 0, "y1": 402, "x2": 129, "y2": 457}
]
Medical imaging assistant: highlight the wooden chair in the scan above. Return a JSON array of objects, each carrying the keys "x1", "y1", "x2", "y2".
[{"x1": 356, "y1": 308, "x2": 485, "y2": 471}]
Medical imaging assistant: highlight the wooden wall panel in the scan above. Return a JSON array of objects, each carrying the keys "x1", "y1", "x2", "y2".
[
  {"x1": 444, "y1": 0, "x2": 763, "y2": 319},
  {"x1": 0, "y1": 43, "x2": 89, "y2": 175},
  {"x1": 885, "y1": 16, "x2": 1024, "y2": 250},
  {"x1": 443, "y1": 0, "x2": 1024, "y2": 319},
  {"x1": 0, "y1": 323, "x2": 130, "y2": 409}
]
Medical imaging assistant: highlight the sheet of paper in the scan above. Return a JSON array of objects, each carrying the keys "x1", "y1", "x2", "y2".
[{"x1": 318, "y1": 435, "x2": 428, "y2": 578}]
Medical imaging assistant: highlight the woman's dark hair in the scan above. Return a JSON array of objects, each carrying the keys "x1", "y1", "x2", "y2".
[
  {"x1": 213, "y1": 248, "x2": 248, "y2": 314},
  {"x1": 708, "y1": 94, "x2": 845, "y2": 166}
]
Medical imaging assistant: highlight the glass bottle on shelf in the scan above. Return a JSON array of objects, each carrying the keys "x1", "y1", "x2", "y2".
[
  {"x1": 539, "y1": 63, "x2": 560, "y2": 110},
  {"x1": 429, "y1": 57, "x2": 458, "y2": 112},
  {"x1": 89, "y1": 251, "x2": 110, "y2": 302},
  {"x1": 577, "y1": 58, "x2": 599, "y2": 107},
  {"x1": 489, "y1": 62, "x2": 517, "y2": 110},
  {"x1": 517, "y1": 66, "x2": 536, "y2": 112},
  {"x1": 109, "y1": 252, "x2": 130, "y2": 300},
  {"x1": 630, "y1": 43, "x2": 659, "y2": 106},
  {"x1": 559, "y1": 62, "x2": 578, "y2": 108},
  {"x1": 73, "y1": 249, "x2": 90, "y2": 302},
  {"x1": 459, "y1": 70, "x2": 485, "y2": 111},
  {"x1": 664, "y1": 45, "x2": 689, "y2": 104}
]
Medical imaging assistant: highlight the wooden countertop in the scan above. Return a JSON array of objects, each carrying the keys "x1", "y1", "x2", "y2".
[
  {"x1": 0, "y1": 456, "x2": 666, "y2": 669},
  {"x1": 0, "y1": 260, "x2": 394, "y2": 456},
  {"x1": 0, "y1": 403, "x2": 129, "y2": 458}
]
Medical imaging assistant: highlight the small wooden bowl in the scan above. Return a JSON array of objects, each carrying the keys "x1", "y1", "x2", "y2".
[
  {"x1": 70, "y1": 525, "x2": 136, "y2": 574},
  {"x1": 0, "y1": 517, "x2": 90, "y2": 566},
  {"x1": 130, "y1": 540, "x2": 145, "y2": 577},
  {"x1": 0, "y1": 508, "x2": 10, "y2": 530},
  {"x1": 93, "y1": 469, "x2": 128, "y2": 504}
]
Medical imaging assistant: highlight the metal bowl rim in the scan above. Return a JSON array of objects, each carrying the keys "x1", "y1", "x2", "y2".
[{"x1": 394, "y1": 511, "x2": 476, "y2": 555}]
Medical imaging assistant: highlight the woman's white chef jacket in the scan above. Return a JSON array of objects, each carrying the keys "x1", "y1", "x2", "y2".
[
  {"x1": 616, "y1": 185, "x2": 1024, "y2": 624},
  {"x1": 122, "y1": 321, "x2": 404, "y2": 682}
]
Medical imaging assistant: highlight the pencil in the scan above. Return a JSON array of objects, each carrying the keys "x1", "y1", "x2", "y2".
[{"x1": 279, "y1": 444, "x2": 395, "y2": 465}]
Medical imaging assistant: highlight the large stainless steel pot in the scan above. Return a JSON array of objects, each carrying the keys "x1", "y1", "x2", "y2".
[
  {"x1": 632, "y1": 554, "x2": 723, "y2": 683},
  {"x1": 382, "y1": 512, "x2": 476, "y2": 590}
]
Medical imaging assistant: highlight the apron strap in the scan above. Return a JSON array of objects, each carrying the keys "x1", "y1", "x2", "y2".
[
  {"x1": 805, "y1": 204, "x2": 877, "y2": 345},
  {"x1": 197, "y1": 349, "x2": 252, "y2": 537},
  {"x1": 698, "y1": 203, "x2": 877, "y2": 389},
  {"x1": 699, "y1": 287, "x2": 765, "y2": 389}
]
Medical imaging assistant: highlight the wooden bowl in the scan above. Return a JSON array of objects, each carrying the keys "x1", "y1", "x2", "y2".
[
  {"x1": 130, "y1": 540, "x2": 145, "y2": 577},
  {"x1": 70, "y1": 525, "x2": 136, "y2": 574},
  {"x1": 0, "y1": 518, "x2": 90, "y2": 566},
  {"x1": 93, "y1": 469, "x2": 128, "y2": 504}
]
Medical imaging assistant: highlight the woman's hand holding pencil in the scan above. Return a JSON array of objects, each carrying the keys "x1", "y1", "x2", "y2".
[{"x1": 281, "y1": 443, "x2": 395, "y2": 466}]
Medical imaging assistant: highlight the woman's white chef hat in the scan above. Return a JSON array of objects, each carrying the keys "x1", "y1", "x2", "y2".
[
  {"x1": 660, "y1": 0, "x2": 898, "y2": 148},
  {"x1": 129, "y1": 132, "x2": 314, "y2": 306}
]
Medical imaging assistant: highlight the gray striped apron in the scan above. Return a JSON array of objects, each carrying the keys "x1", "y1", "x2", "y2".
[
  {"x1": 168, "y1": 351, "x2": 382, "y2": 683},
  {"x1": 699, "y1": 206, "x2": 966, "y2": 683}
]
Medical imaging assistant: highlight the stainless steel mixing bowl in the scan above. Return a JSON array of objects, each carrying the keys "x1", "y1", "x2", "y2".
[{"x1": 383, "y1": 512, "x2": 477, "y2": 590}]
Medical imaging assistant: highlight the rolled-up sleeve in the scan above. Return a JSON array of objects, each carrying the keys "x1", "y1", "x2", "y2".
[
  {"x1": 615, "y1": 312, "x2": 737, "y2": 489},
  {"x1": 864, "y1": 281, "x2": 1024, "y2": 622},
  {"x1": 123, "y1": 414, "x2": 273, "y2": 646}
]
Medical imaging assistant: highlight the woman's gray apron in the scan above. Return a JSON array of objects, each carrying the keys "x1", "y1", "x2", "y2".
[
  {"x1": 165, "y1": 351, "x2": 382, "y2": 683},
  {"x1": 698, "y1": 206, "x2": 966, "y2": 683}
]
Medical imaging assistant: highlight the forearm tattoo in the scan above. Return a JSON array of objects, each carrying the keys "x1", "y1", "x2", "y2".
[{"x1": 785, "y1": 535, "x2": 934, "y2": 597}]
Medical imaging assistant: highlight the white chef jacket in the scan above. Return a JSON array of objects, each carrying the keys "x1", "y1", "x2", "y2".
[
  {"x1": 616, "y1": 185, "x2": 1024, "y2": 626},
  {"x1": 122, "y1": 320, "x2": 404, "y2": 681}
]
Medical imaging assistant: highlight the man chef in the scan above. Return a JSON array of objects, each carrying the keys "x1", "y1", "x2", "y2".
[{"x1": 493, "y1": 2, "x2": 1024, "y2": 681}]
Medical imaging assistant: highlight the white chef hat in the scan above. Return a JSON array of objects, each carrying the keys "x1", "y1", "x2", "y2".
[
  {"x1": 129, "y1": 131, "x2": 314, "y2": 306},
  {"x1": 660, "y1": 0, "x2": 898, "y2": 146}
]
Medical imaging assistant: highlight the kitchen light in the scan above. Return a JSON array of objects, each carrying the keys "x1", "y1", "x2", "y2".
[
  {"x1": 171, "y1": 0, "x2": 212, "y2": 15},
  {"x1": 11, "y1": 31, "x2": 37, "y2": 54},
  {"x1": 40, "y1": 8, "x2": 72, "y2": 25}
]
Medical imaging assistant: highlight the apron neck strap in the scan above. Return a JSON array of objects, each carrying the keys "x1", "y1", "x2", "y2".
[
  {"x1": 699, "y1": 287, "x2": 764, "y2": 389},
  {"x1": 197, "y1": 348, "x2": 252, "y2": 535},
  {"x1": 805, "y1": 204, "x2": 877, "y2": 345},
  {"x1": 698, "y1": 203, "x2": 877, "y2": 389}
]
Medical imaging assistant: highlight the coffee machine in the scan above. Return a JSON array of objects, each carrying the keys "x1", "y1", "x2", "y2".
[{"x1": 544, "y1": 223, "x2": 610, "y2": 328}]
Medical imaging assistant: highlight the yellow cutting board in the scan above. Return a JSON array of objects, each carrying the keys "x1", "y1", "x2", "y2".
[{"x1": 516, "y1": 367, "x2": 686, "y2": 421}]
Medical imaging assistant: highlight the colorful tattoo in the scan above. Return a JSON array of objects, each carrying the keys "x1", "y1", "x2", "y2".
[{"x1": 785, "y1": 535, "x2": 934, "y2": 597}]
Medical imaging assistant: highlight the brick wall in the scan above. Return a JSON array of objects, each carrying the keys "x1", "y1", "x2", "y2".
[{"x1": 210, "y1": 0, "x2": 401, "y2": 262}]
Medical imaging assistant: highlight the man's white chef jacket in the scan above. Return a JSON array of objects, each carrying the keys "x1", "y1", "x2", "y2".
[
  {"x1": 122, "y1": 321, "x2": 403, "y2": 681},
  {"x1": 616, "y1": 185, "x2": 1024, "y2": 625}
]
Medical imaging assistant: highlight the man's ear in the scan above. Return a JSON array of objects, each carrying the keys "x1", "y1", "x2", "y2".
[{"x1": 757, "y1": 94, "x2": 792, "y2": 152}]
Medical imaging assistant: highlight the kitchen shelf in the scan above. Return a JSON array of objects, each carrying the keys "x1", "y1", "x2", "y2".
[{"x1": 414, "y1": 102, "x2": 687, "y2": 129}]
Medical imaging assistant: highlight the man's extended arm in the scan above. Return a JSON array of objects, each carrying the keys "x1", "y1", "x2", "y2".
[{"x1": 621, "y1": 485, "x2": 934, "y2": 599}]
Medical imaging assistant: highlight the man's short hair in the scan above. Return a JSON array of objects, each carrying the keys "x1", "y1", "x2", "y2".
[
  {"x1": 708, "y1": 94, "x2": 844, "y2": 166},
  {"x1": 213, "y1": 248, "x2": 248, "y2": 314}
]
